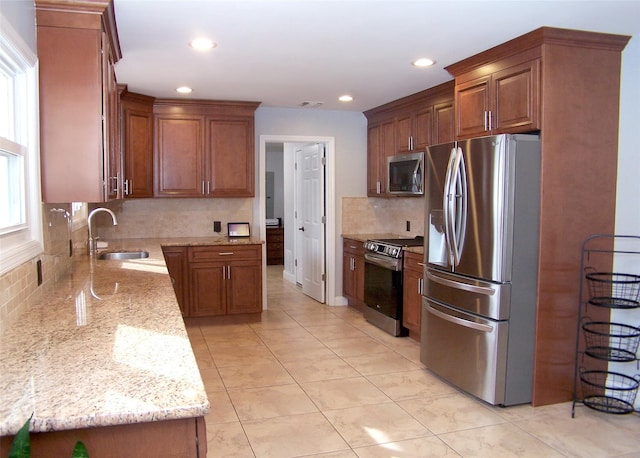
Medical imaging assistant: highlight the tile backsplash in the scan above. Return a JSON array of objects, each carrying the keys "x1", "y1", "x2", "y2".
[
  {"x1": 342, "y1": 197, "x2": 425, "y2": 237},
  {"x1": 94, "y1": 198, "x2": 254, "y2": 240},
  {"x1": 0, "y1": 203, "x2": 84, "y2": 334}
]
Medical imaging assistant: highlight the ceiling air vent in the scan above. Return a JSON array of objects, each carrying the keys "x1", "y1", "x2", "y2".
[{"x1": 299, "y1": 101, "x2": 324, "y2": 108}]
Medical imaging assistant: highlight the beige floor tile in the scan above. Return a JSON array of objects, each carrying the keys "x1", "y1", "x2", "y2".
[
  {"x1": 515, "y1": 409, "x2": 640, "y2": 456},
  {"x1": 205, "y1": 420, "x2": 254, "y2": 458},
  {"x1": 228, "y1": 383, "x2": 318, "y2": 420},
  {"x1": 218, "y1": 360, "x2": 295, "y2": 389},
  {"x1": 205, "y1": 389, "x2": 239, "y2": 424},
  {"x1": 211, "y1": 344, "x2": 277, "y2": 368},
  {"x1": 324, "y1": 402, "x2": 432, "y2": 447},
  {"x1": 282, "y1": 355, "x2": 361, "y2": 383},
  {"x1": 342, "y1": 348, "x2": 420, "y2": 376},
  {"x1": 266, "y1": 339, "x2": 336, "y2": 363},
  {"x1": 242, "y1": 412, "x2": 350, "y2": 458},
  {"x1": 440, "y1": 423, "x2": 564, "y2": 457},
  {"x1": 353, "y1": 436, "x2": 459, "y2": 457},
  {"x1": 322, "y1": 335, "x2": 391, "y2": 357},
  {"x1": 198, "y1": 366, "x2": 225, "y2": 391},
  {"x1": 398, "y1": 393, "x2": 506, "y2": 434},
  {"x1": 188, "y1": 269, "x2": 640, "y2": 457},
  {"x1": 301, "y1": 376, "x2": 390, "y2": 411},
  {"x1": 305, "y1": 322, "x2": 368, "y2": 340},
  {"x1": 367, "y1": 369, "x2": 458, "y2": 401}
]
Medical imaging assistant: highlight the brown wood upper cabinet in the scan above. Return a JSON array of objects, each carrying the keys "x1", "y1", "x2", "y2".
[
  {"x1": 35, "y1": 0, "x2": 122, "y2": 203},
  {"x1": 121, "y1": 89, "x2": 155, "y2": 198},
  {"x1": 450, "y1": 54, "x2": 540, "y2": 139},
  {"x1": 364, "y1": 81, "x2": 454, "y2": 197},
  {"x1": 153, "y1": 100, "x2": 260, "y2": 198}
]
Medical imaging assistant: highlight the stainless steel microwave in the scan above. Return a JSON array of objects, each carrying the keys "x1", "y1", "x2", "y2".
[{"x1": 387, "y1": 151, "x2": 424, "y2": 195}]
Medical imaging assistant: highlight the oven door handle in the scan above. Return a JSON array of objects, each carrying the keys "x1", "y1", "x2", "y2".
[{"x1": 364, "y1": 253, "x2": 401, "y2": 271}]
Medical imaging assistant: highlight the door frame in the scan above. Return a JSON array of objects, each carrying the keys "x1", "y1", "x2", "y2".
[{"x1": 257, "y1": 135, "x2": 336, "y2": 308}]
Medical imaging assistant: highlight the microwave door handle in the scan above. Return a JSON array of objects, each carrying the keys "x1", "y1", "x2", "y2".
[
  {"x1": 443, "y1": 147, "x2": 458, "y2": 267},
  {"x1": 413, "y1": 158, "x2": 423, "y2": 192}
]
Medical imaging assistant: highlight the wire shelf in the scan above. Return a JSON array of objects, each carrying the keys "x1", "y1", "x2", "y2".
[
  {"x1": 586, "y1": 272, "x2": 640, "y2": 309},
  {"x1": 582, "y1": 321, "x2": 640, "y2": 362}
]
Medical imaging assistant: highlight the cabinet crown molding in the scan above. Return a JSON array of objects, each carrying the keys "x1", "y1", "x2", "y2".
[{"x1": 446, "y1": 26, "x2": 630, "y2": 77}]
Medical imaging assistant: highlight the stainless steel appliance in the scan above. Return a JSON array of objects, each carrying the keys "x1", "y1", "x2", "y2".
[
  {"x1": 420, "y1": 134, "x2": 541, "y2": 406},
  {"x1": 364, "y1": 236, "x2": 424, "y2": 336},
  {"x1": 387, "y1": 152, "x2": 424, "y2": 195}
]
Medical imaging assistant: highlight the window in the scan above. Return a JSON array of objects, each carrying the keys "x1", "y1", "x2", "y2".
[{"x1": 0, "y1": 15, "x2": 42, "y2": 275}]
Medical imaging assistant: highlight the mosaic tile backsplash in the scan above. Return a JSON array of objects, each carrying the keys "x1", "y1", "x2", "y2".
[{"x1": 341, "y1": 197, "x2": 425, "y2": 237}]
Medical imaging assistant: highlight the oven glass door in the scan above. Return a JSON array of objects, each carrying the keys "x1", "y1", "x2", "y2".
[{"x1": 364, "y1": 260, "x2": 403, "y2": 319}]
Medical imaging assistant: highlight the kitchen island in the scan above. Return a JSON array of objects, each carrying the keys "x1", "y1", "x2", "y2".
[{"x1": 0, "y1": 238, "x2": 251, "y2": 456}]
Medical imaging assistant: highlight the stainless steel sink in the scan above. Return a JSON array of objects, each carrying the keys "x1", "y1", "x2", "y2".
[{"x1": 98, "y1": 250, "x2": 149, "y2": 260}]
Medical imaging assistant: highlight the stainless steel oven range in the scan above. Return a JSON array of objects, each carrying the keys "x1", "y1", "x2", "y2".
[{"x1": 363, "y1": 236, "x2": 424, "y2": 336}]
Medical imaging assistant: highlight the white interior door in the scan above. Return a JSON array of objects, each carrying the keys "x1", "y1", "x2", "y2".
[{"x1": 298, "y1": 143, "x2": 325, "y2": 302}]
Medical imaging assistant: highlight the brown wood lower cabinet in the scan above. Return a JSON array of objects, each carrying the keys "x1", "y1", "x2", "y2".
[
  {"x1": 342, "y1": 238, "x2": 365, "y2": 310},
  {"x1": 402, "y1": 251, "x2": 423, "y2": 341},
  {"x1": 266, "y1": 226, "x2": 284, "y2": 265},
  {"x1": 163, "y1": 244, "x2": 262, "y2": 317},
  {"x1": 0, "y1": 417, "x2": 206, "y2": 458}
]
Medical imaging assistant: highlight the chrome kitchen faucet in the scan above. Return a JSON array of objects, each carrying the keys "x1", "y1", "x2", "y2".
[{"x1": 87, "y1": 208, "x2": 118, "y2": 256}]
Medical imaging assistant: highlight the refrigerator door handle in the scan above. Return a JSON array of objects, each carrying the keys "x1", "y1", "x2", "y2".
[
  {"x1": 426, "y1": 270, "x2": 496, "y2": 296},
  {"x1": 450, "y1": 147, "x2": 467, "y2": 266},
  {"x1": 443, "y1": 147, "x2": 458, "y2": 266},
  {"x1": 426, "y1": 303, "x2": 494, "y2": 333}
]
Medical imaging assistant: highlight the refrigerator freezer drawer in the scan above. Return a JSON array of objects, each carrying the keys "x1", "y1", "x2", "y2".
[
  {"x1": 420, "y1": 298, "x2": 508, "y2": 405},
  {"x1": 425, "y1": 268, "x2": 511, "y2": 320}
]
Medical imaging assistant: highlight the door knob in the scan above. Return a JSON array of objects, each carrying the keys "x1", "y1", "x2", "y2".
[{"x1": 298, "y1": 227, "x2": 305, "y2": 231}]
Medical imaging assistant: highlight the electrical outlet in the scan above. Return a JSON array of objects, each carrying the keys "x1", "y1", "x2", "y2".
[
  {"x1": 213, "y1": 221, "x2": 221, "y2": 233},
  {"x1": 406, "y1": 220, "x2": 411, "y2": 231}
]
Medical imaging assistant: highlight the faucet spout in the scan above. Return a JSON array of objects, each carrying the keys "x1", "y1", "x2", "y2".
[{"x1": 88, "y1": 208, "x2": 118, "y2": 255}]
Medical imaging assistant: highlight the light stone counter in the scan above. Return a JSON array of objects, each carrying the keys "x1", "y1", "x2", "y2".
[{"x1": 0, "y1": 237, "x2": 253, "y2": 436}]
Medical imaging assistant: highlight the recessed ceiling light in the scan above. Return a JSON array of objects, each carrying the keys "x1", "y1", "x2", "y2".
[
  {"x1": 176, "y1": 86, "x2": 193, "y2": 94},
  {"x1": 339, "y1": 95, "x2": 353, "y2": 102},
  {"x1": 189, "y1": 38, "x2": 216, "y2": 51},
  {"x1": 412, "y1": 58, "x2": 436, "y2": 68}
]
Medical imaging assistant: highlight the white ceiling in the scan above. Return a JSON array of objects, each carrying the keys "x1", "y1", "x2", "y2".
[{"x1": 113, "y1": 0, "x2": 640, "y2": 112}]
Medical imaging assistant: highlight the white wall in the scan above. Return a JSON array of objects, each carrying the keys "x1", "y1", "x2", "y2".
[
  {"x1": 615, "y1": 34, "x2": 640, "y2": 236},
  {"x1": 612, "y1": 34, "x2": 640, "y2": 409},
  {"x1": 255, "y1": 107, "x2": 367, "y2": 304}
]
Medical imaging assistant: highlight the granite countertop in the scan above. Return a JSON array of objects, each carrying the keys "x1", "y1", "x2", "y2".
[{"x1": 0, "y1": 237, "x2": 259, "y2": 436}]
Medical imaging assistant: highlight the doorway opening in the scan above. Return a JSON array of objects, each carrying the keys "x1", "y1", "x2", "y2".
[{"x1": 257, "y1": 135, "x2": 336, "y2": 308}]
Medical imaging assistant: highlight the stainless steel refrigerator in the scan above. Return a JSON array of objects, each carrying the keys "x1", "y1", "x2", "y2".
[{"x1": 420, "y1": 133, "x2": 540, "y2": 406}]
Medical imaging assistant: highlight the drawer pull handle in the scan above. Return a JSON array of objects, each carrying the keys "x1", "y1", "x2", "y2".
[{"x1": 218, "y1": 252, "x2": 234, "y2": 256}]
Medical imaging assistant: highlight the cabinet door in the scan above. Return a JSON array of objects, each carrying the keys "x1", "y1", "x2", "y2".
[
  {"x1": 396, "y1": 113, "x2": 413, "y2": 154},
  {"x1": 122, "y1": 102, "x2": 154, "y2": 198},
  {"x1": 206, "y1": 118, "x2": 254, "y2": 197},
  {"x1": 412, "y1": 107, "x2": 433, "y2": 151},
  {"x1": 455, "y1": 75, "x2": 491, "y2": 139},
  {"x1": 189, "y1": 263, "x2": 226, "y2": 317},
  {"x1": 227, "y1": 260, "x2": 262, "y2": 314},
  {"x1": 492, "y1": 59, "x2": 540, "y2": 133},
  {"x1": 353, "y1": 255, "x2": 365, "y2": 305},
  {"x1": 367, "y1": 124, "x2": 382, "y2": 196},
  {"x1": 162, "y1": 247, "x2": 188, "y2": 316},
  {"x1": 37, "y1": 25, "x2": 105, "y2": 203},
  {"x1": 155, "y1": 116, "x2": 204, "y2": 197},
  {"x1": 343, "y1": 254, "x2": 356, "y2": 301},
  {"x1": 403, "y1": 253, "x2": 423, "y2": 337},
  {"x1": 433, "y1": 101, "x2": 454, "y2": 145},
  {"x1": 103, "y1": 36, "x2": 121, "y2": 200}
]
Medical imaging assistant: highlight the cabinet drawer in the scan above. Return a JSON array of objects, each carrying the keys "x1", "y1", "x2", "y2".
[
  {"x1": 343, "y1": 238, "x2": 365, "y2": 256},
  {"x1": 403, "y1": 251, "x2": 424, "y2": 272},
  {"x1": 188, "y1": 245, "x2": 261, "y2": 262}
]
